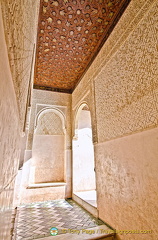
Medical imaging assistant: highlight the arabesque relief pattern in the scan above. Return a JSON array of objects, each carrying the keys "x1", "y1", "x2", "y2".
[
  {"x1": 72, "y1": 0, "x2": 154, "y2": 106},
  {"x1": 72, "y1": 0, "x2": 155, "y2": 143},
  {"x1": 35, "y1": 111, "x2": 64, "y2": 135},
  {"x1": 95, "y1": 0, "x2": 158, "y2": 142},
  {"x1": 1, "y1": 0, "x2": 40, "y2": 130}
]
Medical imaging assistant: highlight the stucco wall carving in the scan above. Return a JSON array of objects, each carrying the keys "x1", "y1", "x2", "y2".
[
  {"x1": 72, "y1": 0, "x2": 158, "y2": 143},
  {"x1": 72, "y1": 0, "x2": 155, "y2": 104},
  {"x1": 0, "y1": 6, "x2": 21, "y2": 239},
  {"x1": 95, "y1": 0, "x2": 158, "y2": 142},
  {"x1": 72, "y1": 0, "x2": 158, "y2": 239},
  {"x1": 1, "y1": 0, "x2": 40, "y2": 131},
  {"x1": 72, "y1": 0, "x2": 156, "y2": 144},
  {"x1": 72, "y1": 0, "x2": 154, "y2": 101}
]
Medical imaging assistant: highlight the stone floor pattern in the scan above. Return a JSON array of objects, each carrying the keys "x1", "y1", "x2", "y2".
[{"x1": 12, "y1": 199, "x2": 105, "y2": 240}]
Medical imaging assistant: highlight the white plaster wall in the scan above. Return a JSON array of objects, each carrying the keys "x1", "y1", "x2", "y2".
[
  {"x1": 32, "y1": 135, "x2": 65, "y2": 183},
  {"x1": 95, "y1": 128, "x2": 158, "y2": 239}
]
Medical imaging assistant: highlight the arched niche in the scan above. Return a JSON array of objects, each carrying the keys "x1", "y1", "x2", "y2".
[
  {"x1": 35, "y1": 107, "x2": 66, "y2": 133},
  {"x1": 31, "y1": 108, "x2": 66, "y2": 184}
]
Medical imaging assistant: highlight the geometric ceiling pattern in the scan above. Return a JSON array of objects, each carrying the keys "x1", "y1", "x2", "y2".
[{"x1": 34, "y1": 0, "x2": 130, "y2": 93}]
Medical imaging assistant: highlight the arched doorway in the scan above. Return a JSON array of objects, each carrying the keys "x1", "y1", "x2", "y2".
[{"x1": 73, "y1": 103, "x2": 97, "y2": 208}]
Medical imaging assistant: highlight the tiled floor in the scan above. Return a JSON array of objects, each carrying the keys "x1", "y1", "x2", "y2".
[{"x1": 12, "y1": 199, "x2": 106, "y2": 240}]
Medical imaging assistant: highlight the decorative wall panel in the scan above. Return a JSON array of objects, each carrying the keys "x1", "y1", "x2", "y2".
[
  {"x1": 1, "y1": 0, "x2": 40, "y2": 131},
  {"x1": 95, "y1": 0, "x2": 158, "y2": 142},
  {"x1": 35, "y1": 111, "x2": 64, "y2": 135}
]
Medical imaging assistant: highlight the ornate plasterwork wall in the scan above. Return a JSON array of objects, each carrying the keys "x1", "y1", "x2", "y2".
[
  {"x1": 72, "y1": 0, "x2": 157, "y2": 142},
  {"x1": 0, "y1": 5, "x2": 21, "y2": 211},
  {"x1": 0, "y1": 5, "x2": 21, "y2": 239},
  {"x1": 0, "y1": 2, "x2": 40, "y2": 239},
  {"x1": 95, "y1": 0, "x2": 158, "y2": 142},
  {"x1": 1, "y1": 0, "x2": 40, "y2": 131},
  {"x1": 72, "y1": 0, "x2": 158, "y2": 239}
]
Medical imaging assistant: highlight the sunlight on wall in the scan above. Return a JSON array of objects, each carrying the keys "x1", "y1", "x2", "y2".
[{"x1": 73, "y1": 108, "x2": 96, "y2": 192}]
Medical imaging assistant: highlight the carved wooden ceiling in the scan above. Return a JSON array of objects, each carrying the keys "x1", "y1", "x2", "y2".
[{"x1": 34, "y1": 0, "x2": 130, "y2": 93}]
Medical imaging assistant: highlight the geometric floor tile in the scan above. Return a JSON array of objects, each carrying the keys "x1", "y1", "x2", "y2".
[{"x1": 12, "y1": 199, "x2": 105, "y2": 240}]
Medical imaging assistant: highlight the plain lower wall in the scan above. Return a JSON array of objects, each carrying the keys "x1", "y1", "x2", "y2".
[
  {"x1": 95, "y1": 128, "x2": 158, "y2": 239},
  {"x1": 32, "y1": 135, "x2": 65, "y2": 183}
]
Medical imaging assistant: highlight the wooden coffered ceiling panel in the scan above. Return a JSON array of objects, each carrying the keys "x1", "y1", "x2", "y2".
[{"x1": 34, "y1": 0, "x2": 130, "y2": 93}]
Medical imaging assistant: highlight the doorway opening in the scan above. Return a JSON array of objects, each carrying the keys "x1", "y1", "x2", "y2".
[{"x1": 73, "y1": 103, "x2": 97, "y2": 209}]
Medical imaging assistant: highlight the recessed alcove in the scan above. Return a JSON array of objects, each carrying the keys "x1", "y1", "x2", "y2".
[{"x1": 30, "y1": 108, "x2": 66, "y2": 184}]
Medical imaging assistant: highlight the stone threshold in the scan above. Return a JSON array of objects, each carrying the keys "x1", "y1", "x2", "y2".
[
  {"x1": 72, "y1": 192, "x2": 98, "y2": 218},
  {"x1": 27, "y1": 182, "x2": 66, "y2": 189}
]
